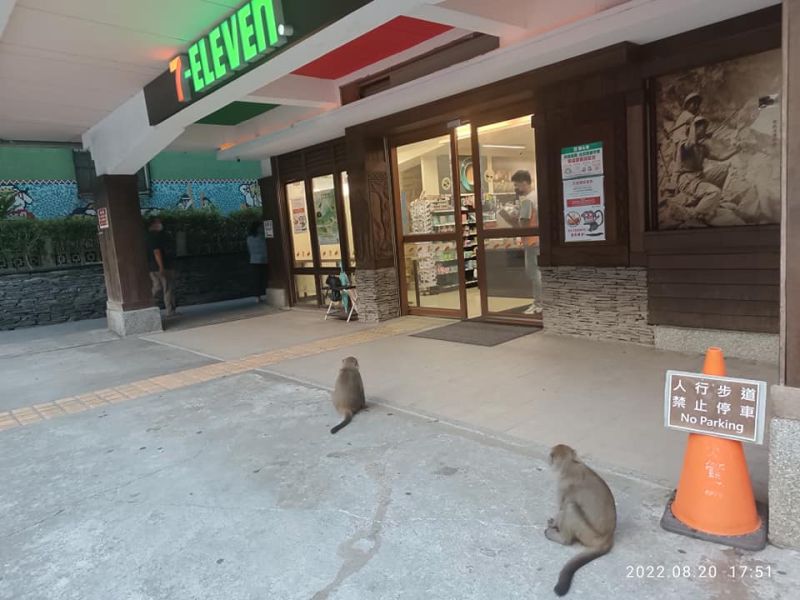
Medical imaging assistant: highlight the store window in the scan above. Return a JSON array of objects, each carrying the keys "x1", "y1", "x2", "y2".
[
  {"x1": 403, "y1": 240, "x2": 460, "y2": 311},
  {"x1": 477, "y1": 115, "x2": 541, "y2": 316},
  {"x1": 484, "y1": 237, "x2": 538, "y2": 315},
  {"x1": 286, "y1": 181, "x2": 313, "y2": 268},
  {"x1": 294, "y1": 274, "x2": 318, "y2": 304},
  {"x1": 477, "y1": 116, "x2": 537, "y2": 231},
  {"x1": 396, "y1": 134, "x2": 454, "y2": 236},
  {"x1": 311, "y1": 175, "x2": 341, "y2": 268}
]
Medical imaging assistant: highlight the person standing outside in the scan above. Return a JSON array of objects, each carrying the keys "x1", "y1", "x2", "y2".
[
  {"x1": 246, "y1": 221, "x2": 269, "y2": 303},
  {"x1": 500, "y1": 170, "x2": 542, "y2": 315},
  {"x1": 146, "y1": 216, "x2": 177, "y2": 316}
]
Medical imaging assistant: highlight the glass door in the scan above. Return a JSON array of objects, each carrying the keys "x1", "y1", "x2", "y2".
[
  {"x1": 394, "y1": 131, "x2": 466, "y2": 318},
  {"x1": 474, "y1": 115, "x2": 542, "y2": 321},
  {"x1": 284, "y1": 172, "x2": 354, "y2": 306}
]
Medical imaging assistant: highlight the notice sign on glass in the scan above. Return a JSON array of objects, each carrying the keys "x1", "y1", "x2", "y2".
[
  {"x1": 562, "y1": 177, "x2": 606, "y2": 242},
  {"x1": 664, "y1": 371, "x2": 767, "y2": 444},
  {"x1": 561, "y1": 142, "x2": 603, "y2": 179},
  {"x1": 561, "y1": 142, "x2": 605, "y2": 243}
]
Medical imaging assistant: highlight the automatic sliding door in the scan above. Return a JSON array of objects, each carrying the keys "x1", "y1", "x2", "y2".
[
  {"x1": 475, "y1": 116, "x2": 541, "y2": 319},
  {"x1": 395, "y1": 133, "x2": 463, "y2": 316}
]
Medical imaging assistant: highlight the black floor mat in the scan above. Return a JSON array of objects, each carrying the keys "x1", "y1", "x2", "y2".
[{"x1": 411, "y1": 320, "x2": 540, "y2": 346}]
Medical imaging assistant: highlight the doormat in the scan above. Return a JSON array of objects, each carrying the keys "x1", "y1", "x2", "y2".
[{"x1": 411, "y1": 320, "x2": 541, "y2": 346}]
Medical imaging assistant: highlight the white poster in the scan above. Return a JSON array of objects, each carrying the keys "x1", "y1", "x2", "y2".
[
  {"x1": 563, "y1": 176, "x2": 606, "y2": 242},
  {"x1": 291, "y1": 197, "x2": 307, "y2": 233},
  {"x1": 263, "y1": 220, "x2": 274, "y2": 239}
]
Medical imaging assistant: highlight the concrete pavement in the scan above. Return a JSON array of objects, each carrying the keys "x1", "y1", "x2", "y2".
[
  {"x1": 1, "y1": 306, "x2": 794, "y2": 599},
  {"x1": 2, "y1": 370, "x2": 797, "y2": 600}
]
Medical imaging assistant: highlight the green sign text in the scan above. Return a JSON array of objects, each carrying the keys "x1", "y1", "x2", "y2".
[{"x1": 174, "y1": 0, "x2": 291, "y2": 100}]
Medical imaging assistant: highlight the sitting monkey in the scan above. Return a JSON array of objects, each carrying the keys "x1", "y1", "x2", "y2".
[{"x1": 545, "y1": 444, "x2": 617, "y2": 596}]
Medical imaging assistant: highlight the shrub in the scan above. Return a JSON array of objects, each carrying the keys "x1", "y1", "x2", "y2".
[{"x1": 0, "y1": 208, "x2": 262, "y2": 273}]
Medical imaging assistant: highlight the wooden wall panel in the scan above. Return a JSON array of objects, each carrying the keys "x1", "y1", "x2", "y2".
[{"x1": 645, "y1": 226, "x2": 780, "y2": 333}]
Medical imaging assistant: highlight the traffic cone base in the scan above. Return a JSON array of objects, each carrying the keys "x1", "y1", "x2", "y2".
[
  {"x1": 660, "y1": 347, "x2": 768, "y2": 551},
  {"x1": 661, "y1": 491, "x2": 768, "y2": 551}
]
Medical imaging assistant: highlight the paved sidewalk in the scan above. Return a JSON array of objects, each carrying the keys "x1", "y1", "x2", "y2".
[{"x1": 2, "y1": 370, "x2": 797, "y2": 600}]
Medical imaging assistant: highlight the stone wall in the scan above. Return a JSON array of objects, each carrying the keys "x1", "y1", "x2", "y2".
[
  {"x1": 0, "y1": 266, "x2": 107, "y2": 329},
  {"x1": 0, "y1": 253, "x2": 257, "y2": 331},
  {"x1": 540, "y1": 266, "x2": 653, "y2": 345},
  {"x1": 354, "y1": 267, "x2": 401, "y2": 323}
]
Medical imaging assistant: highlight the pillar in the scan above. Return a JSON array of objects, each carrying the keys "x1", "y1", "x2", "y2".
[
  {"x1": 95, "y1": 175, "x2": 162, "y2": 336},
  {"x1": 259, "y1": 174, "x2": 290, "y2": 308},
  {"x1": 345, "y1": 130, "x2": 400, "y2": 322},
  {"x1": 769, "y1": 0, "x2": 800, "y2": 549}
]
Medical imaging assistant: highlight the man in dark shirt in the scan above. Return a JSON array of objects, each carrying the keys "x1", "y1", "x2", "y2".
[{"x1": 146, "y1": 216, "x2": 176, "y2": 316}]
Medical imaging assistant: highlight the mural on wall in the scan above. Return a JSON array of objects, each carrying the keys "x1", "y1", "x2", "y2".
[
  {"x1": 0, "y1": 179, "x2": 260, "y2": 220},
  {"x1": 0, "y1": 181, "x2": 81, "y2": 219},
  {"x1": 0, "y1": 185, "x2": 36, "y2": 219},
  {"x1": 655, "y1": 49, "x2": 782, "y2": 229},
  {"x1": 149, "y1": 180, "x2": 260, "y2": 214}
]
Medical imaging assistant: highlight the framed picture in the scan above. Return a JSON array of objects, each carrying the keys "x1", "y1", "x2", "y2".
[{"x1": 653, "y1": 49, "x2": 781, "y2": 229}]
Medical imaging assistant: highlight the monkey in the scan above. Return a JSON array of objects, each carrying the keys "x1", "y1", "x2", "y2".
[
  {"x1": 545, "y1": 444, "x2": 617, "y2": 596},
  {"x1": 330, "y1": 356, "x2": 366, "y2": 434}
]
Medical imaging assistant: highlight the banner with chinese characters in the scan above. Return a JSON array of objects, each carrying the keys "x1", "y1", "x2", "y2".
[
  {"x1": 560, "y1": 142, "x2": 605, "y2": 243},
  {"x1": 562, "y1": 176, "x2": 606, "y2": 242},
  {"x1": 664, "y1": 371, "x2": 767, "y2": 444},
  {"x1": 560, "y1": 142, "x2": 603, "y2": 179}
]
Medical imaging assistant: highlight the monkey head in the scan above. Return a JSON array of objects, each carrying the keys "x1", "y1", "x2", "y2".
[
  {"x1": 549, "y1": 444, "x2": 577, "y2": 469},
  {"x1": 342, "y1": 356, "x2": 360, "y2": 369}
]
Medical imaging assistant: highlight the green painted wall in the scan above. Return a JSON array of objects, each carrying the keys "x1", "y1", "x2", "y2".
[
  {"x1": 0, "y1": 146, "x2": 76, "y2": 180},
  {"x1": 0, "y1": 147, "x2": 261, "y2": 182},
  {"x1": 148, "y1": 151, "x2": 262, "y2": 180}
]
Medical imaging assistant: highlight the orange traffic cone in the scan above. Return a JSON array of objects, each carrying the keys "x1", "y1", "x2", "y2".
[{"x1": 661, "y1": 347, "x2": 767, "y2": 550}]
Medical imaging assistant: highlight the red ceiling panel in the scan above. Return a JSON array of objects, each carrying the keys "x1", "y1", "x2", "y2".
[{"x1": 293, "y1": 16, "x2": 452, "y2": 80}]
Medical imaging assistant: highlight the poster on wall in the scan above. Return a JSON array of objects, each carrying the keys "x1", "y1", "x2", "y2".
[
  {"x1": 97, "y1": 207, "x2": 109, "y2": 230},
  {"x1": 561, "y1": 141, "x2": 605, "y2": 242},
  {"x1": 263, "y1": 220, "x2": 274, "y2": 239},
  {"x1": 562, "y1": 177, "x2": 606, "y2": 242},
  {"x1": 291, "y1": 197, "x2": 307, "y2": 233},
  {"x1": 313, "y1": 187, "x2": 340, "y2": 245},
  {"x1": 654, "y1": 49, "x2": 781, "y2": 229},
  {"x1": 560, "y1": 142, "x2": 603, "y2": 179}
]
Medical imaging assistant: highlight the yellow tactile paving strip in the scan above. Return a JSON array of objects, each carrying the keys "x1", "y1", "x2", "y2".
[{"x1": 0, "y1": 319, "x2": 427, "y2": 433}]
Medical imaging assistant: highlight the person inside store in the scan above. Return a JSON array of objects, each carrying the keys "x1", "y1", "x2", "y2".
[
  {"x1": 246, "y1": 221, "x2": 269, "y2": 303},
  {"x1": 499, "y1": 170, "x2": 542, "y2": 315},
  {"x1": 146, "y1": 216, "x2": 177, "y2": 316}
]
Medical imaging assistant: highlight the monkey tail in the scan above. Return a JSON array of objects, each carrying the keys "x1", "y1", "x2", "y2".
[
  {"x1": 554, "y1": 543, "x2": 612, "y2": 597},
  {"x1": 330, "y1": 413, "x2": 353, "y2": 434}
]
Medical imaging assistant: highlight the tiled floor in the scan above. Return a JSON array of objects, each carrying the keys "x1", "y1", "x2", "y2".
[{"x1": 0, "y1": 316, "x2": 431, "y2": 433}]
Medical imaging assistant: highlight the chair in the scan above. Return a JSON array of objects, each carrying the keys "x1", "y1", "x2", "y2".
[{"x1": 323, "y1": 275, "x2": 358, "y2": 323}]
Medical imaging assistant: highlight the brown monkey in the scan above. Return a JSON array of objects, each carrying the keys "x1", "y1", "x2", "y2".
[
  {"x1": 545, "y1": 444, "x2": 616, "y2": 596},
  {"x1": 330, "y1": 356, "x2": 365, "y2": 434}
]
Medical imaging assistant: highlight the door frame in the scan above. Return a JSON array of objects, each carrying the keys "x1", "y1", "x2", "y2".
[
  {"x1": 282, "y1": 169, "x2": 354, "y2": 307},
  {"x1": 391, "y1": 124, "x2": 468, "y2": 319},
  {"x1": 390, "y1": 113, "x2": 543, "y2": 324}
]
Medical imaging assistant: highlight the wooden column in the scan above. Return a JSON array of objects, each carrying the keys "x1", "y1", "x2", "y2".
[
  {"x1": 95, "y1": 175, "x2": 161, "y2": 335},
  {"x1": 768, "y1": 0, "x2": 800, "y2": 550},
  {"x1": 345, "y1": 130, "x2": 400, "y2": 321},
  {"x1": 259, "y1": 173, "x2": 290, "y2": 307},
  {"x1": 783, "y1": 0, "x2": 800, "y2": 386}
]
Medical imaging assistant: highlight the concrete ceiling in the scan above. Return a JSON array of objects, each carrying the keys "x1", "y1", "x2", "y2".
[
  {"x1": 0, "y1": 0, "x2": 244, "y2": 142},
  {"x1": 0, "y1": 0, "x2": 783, "y2": 174}
]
